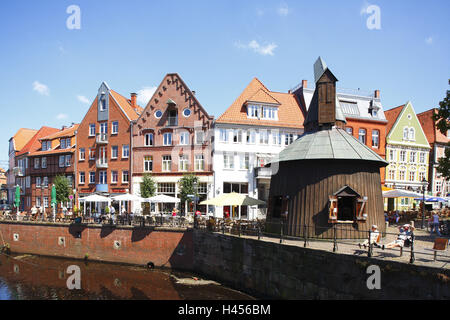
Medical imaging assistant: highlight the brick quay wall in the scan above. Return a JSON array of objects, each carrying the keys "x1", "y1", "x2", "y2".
[
  {"x1": 0, "y1": 221, "x2": 193, "y2": 270},
  {"x1": 192, "y1": 230, "x2": 450, "y2": 299}
]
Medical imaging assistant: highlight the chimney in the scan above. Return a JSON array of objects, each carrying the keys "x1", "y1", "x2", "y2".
[
  {"x1": 131, "y1": 93, "x2": 137, "y2": 109},
  {"x1": 374, "y1": 90, "x2": 380, "y2": 99},
  {"x1": 302, "y1": 80, "x2": 307, "y2": 88}
]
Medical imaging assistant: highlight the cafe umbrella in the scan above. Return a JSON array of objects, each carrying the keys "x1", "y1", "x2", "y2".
[
  {"x1": 51, "y1": 184, "x2": 57, "y2": 222},
  {"x1": 200, "y1": 192, "x2": 266, "y2": 220}
]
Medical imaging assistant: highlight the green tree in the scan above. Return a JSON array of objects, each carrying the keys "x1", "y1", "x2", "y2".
[
  {"x1": 140, "y1": 173, "x2": 156, "y2": 198},
  {"x1": 54, "y1": 175, "x2": 71, "y2": 204},
  {"x1": 432, "y1": 79, "x2": 450, "y2": 179},
  {"x1": 178, "y1": 173, "x2": 199, "y2": 208}
]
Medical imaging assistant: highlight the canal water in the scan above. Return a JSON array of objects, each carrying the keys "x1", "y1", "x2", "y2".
[{"x1": 0, "y1": 253, "x2": 255, "y2": 300}]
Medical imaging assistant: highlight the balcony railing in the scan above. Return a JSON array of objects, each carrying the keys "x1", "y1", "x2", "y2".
[
  {"x1": 96, "y1": 159, "x2": 108, "y2": 169},
  {"x1": 96, "y1": 133, "x2": 108, "y2": 144}
]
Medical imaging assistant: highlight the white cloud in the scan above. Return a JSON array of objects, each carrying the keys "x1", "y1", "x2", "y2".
[
  {"x1": 56, "y1": 113, "x2": 68, "y2": 120},
  {"x1": 137, "y1": 86, "x2": 157, "y2": 106},
  {"x1": 235, "y1": 40, "x2": 278, "y2": 56},
  {"x1": 77, "y1": 95, "x2": 90, "y2": 104},
  {"x1": 425, "y1": 36, "x2": 433, "y2": 45},
  {"x1": 32, "y1": 81, "x2": 49, "y2": 96},
  {"x1": 278, "y1": 3, "x2": 289, "y2": 16}
]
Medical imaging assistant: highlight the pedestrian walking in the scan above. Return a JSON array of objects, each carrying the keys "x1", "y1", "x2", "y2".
[{"x1": 430, "y1": 212, "x2": 441, "y2": 236}]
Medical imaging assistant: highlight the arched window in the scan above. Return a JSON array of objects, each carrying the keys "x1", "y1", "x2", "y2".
[
  {"x1": 403, "y1": 127, "x2": 409, "y2": 140},
  {"x1": 409, "y1": 128, "x2": 415, "y2": 141}
]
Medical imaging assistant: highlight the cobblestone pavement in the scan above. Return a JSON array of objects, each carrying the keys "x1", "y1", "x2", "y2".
[{"x1": 231, "y1": 225, "x2": 450, "y2": 269}]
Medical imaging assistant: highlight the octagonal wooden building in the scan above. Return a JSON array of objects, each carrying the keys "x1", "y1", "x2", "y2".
[{"x1": 267, "y1": 58, "x2": 388, "y2": 239}]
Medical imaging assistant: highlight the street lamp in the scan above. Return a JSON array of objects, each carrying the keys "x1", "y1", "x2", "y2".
[
  {"x1": 193, "y1": 180, "x2": 198, "y2": 229},
  {"x1": 421, "y1": 178, "x2": 428, "y2": 229}
]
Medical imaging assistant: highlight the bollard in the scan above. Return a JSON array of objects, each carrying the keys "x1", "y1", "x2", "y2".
[
  {"x1": 280, "y1": 221, "x2": 283, "y2": 244},
  {"x1": 409, "y1": 233, "x2": 415, "y2": 264}
]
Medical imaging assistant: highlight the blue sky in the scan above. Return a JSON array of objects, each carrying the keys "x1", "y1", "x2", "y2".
[{"x1": 0, "y1": 0, "x2": 449, "y2": 169}]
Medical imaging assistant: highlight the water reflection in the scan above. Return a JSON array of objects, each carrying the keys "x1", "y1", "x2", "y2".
[{"x1": 0, "y1": 254, "x2": 254, "y2": 300}]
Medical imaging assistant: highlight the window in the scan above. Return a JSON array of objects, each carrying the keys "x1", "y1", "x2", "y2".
[
  {"x1": 419, "y1": 152, "x2": 426, "y2": 163},
  {"x1": 409, "y1": 171, "x2": 415, "y2": 182},
  {"x1": 89, "y1": 124, "x2": 96, "y2": 137},
  {"x1": 388, "y1": 170, "x2": 395, "y2": 180},
  {"x1": 59, "y1": 156, "x2": 65, "y2": 168},
  {"x1": 419, "y1": 171, "x2": 426, "y2": 181},
  {"x1": 246, "y1": 130, "x2": 256, "y2": 144},
  {"x1": 403, "y1": 127, "x2": 409, "y2": 140},
  {"x1": 65, "y1": 155, "x2": 72, "y2": 167},
  {"x1": 195, "y1": 154, "x2": 204, "y2": 171},
  {"x1": 168, "y1": 110, "x2": 178, "y2": 126},
  {"x1": 60, "y1": 139, "x2": 66, "y2": 149},
  {"x1": 285, "y1": 133, "x2": 294, "y2": 145},
  {"x1": 262, "y1": 106, "x2": 278, "y2": 120},
  {"x1": 158, "y1": 183, "x2": 176, "y2": 195},
  {"x1": 36, "y1": 177, "x2": 41, "y2": 188},
  {"x1": 43, "y1": 177, "x2": 48, "y2": 188},
  {"x1": 223, "y1": 153, "x2": 234, "y2": 169},
  {"x1": 345, "y1": 127, "x2": 353, "y2": 135},
  {"x1": 195, "y1": 131, "x2": 204, "y2": 145},
  {"x1": 89, "y1": 172, "x2": 95, "y2": 184},
  {"x1": 223, "y1": 182, "x2": 248, "y2": 194},
  {"x1": 179, "y1": 155, "x2": 188, "y2": 172},
  {"x1": 358, "y1": 129, "x2": 366, "y2": 144},
  {"x1": 111, "y1": 146, "x2": 118, "y2": 159},
  {"x1": 43, "y1": 197, "x2": 49, "y2": 208},
  {"x1": 111, "y1": 121, "x2": 119, "y2": 134},
  {"x1": 389, "y1": 149, "x2": 396, "y2": 161},
  {"x1": 41, "y1": 157, "x2": 47, "y2": 169},
  {"x1": 36, "y1": 197, "x2": 41, "y2": 208},
  {"x1": 145, "y1": 133, "x2": 154, "y2": 146},
  {"x1": 400, "y1": 151, "x2": 407, "y2": 162},
  {"x1": 410, "y1": 152, "x2": 416, "y2": 163},
  {"x1": 99, "y1": 96, "x2": 107, "y2": 111},
  {"x1": 79, "y1": 172, "x2": 85, "y2": 184},
  {"x1": 122, "y1": 171, "x2": 129, "y2": 183},
  {"x1": 240, "y1": 153, "x2": 249, "y2": 170},
  {"x1": 79, "y1": 148, "x2": 85, "y2": 161},
  {"x1": 89, "y1": 148, "x2": 96, "y2": 160},
  {"x1": 100, "y1": 122, "x2": 108, "y2": 135},
  {"x1": 144, "y1": 156, "x2": 153, "y2": 172},
  {"x1": 260, "y1": 130, "x2": 269, "y2": 145},
  {"x1": 220, "y1": 129, "x2": 228, "y2": 143},
  {"x1": 122, "y1": 145, "x2": 129, "y2": 158},
  {"x1": 26, "y1": 176, "x2": 30, "y2": 188},
  {"x1": 436, "y1": 181, "x2": 442, "y2": 193},
  {"x1": 42, "y1": 141, "x2": 50, "y2": 151},
  {"x1": 399, "y1": 169, "x2": 406, "y2": 181},
  {"x1": 372, "y1": 130, "x2": 379, "y2": 148},
  {"x1": 111, "y1": 171, "x2": 118, "y2": 184},
  {"x1": 34, "y1": 158, "x2": 40, "y2": 169},
  {"x1": 163, "y1": 133, "x2": 172, "y2": 146},
  {"x1": 179, "y1": 131, "x2": 189, "y2": 145},
  {"x1": 162, "y1": 156, "x2": 172, "y2": 172},
  {"x1": 409, "y1": 128, "x2": 415, "y2": 141},
  {"x1": 272, "y1": 130, "x2": 282, "y2": 145},
  {"x1": 99, "y1": 171, "x2": 107, "y2": 184},
  {"x1": 247, "y1": 105, "x2": 259, "y2": 118}
]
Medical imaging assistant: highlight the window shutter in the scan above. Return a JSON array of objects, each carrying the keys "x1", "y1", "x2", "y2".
[
  {"x1": 328, "y1": 196, "x2": 338, "y2": 223},
  {"x1": 356, "y1": 197, "x2": 368, "y2": 222}
]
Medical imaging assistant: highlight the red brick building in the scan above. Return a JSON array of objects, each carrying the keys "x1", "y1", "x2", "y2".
[
  {"x1": 75, "y1": 82, "x2": 143, "y2": 207},
  {"x1": 15, "y1": 126, "x2": 60, "y2": 212},
  {"x1": 418, "y1": 108, "x2": 450, "y2": 196},
  {"x1": 132, "y1": 73, "x2": 214, "y2": 213},
  {"x1": 26, "y1": 124, "x2": 79, "y2": 214}
]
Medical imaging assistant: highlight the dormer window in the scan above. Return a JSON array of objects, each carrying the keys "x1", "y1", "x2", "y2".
[
  {"x1": 99, "y1": 95, "x2": 107, "y2": 111},
  {"x1": 247, "y1": 104, "x2": 278, "y2": 120},
  {"x1": 42, "y1": 141, "x2": 50, "y2": 151}
]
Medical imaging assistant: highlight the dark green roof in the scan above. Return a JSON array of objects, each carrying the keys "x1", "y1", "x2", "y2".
[{"x1": 271, "y1": 127, "x2": 388, "y2": 166}]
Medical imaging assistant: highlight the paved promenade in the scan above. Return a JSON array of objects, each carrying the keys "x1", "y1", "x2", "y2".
[{"x1": 227, "y1": 225, "x2": 450, "y2": 269}]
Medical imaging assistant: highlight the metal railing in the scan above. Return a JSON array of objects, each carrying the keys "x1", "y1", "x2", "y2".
[{"x1": 195, "y1": 218, "x2": 450, "y2": 265}]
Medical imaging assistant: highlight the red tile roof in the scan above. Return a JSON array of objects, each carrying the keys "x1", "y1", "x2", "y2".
[
  {"x1": 12, "y1": 128, "x2": 38, "y2": 152},
  {"x1": 216, "y1": 78, "x2": 304, "y2": 129},
  {"x1": 16, "y1": 126, "x2": 59, "y2": 157},
  {"x1": 39, "y1": 124, "x2": 79, "y2": 141},
  {"x1": 417, "y1": 108, "x2": 449, "y2": 144},
  {"x1": 384, "y1": 105, "x2": 404, "y2": 135},
  {"x1": 110, "y1": 90, "x2": 143, "y2": 121}
]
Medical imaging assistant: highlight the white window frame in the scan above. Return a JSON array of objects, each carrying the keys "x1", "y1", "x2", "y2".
[
  {"x1": 59, "y1": 155, "x2": 65, "y2": 168},
  {"x1": 122, "y1": 145, "x2": 130, "y2": 158},
  {"x1": 79, "y1": 172, "x2": 85, "y2": 185},
  {"x1": 41, "y1": 157, "x2": 47, "y2": 169},
  {"x1": 111, "y1": 121, "x2": 119, "y2": 135},
  {"x1": 179, "y1": 155, "x2": 188, "y2": 172},
  {"x1": 79, "y1": 148, "x2": 85, "y2": 161},
  {"x1": 122, "y1": 171, "x2": 129, "y2": 184},
  {"x1": 195, "y1": 154, "x2": 204, "y2": 171},
  {"x1": 111, "y1": 146, "x2": 118, "y2": 159},
  {"x1": 162, "y1": 155, "x2": 172, "y2": 172},
  {"x1": 89, "y1": 172, "x2": 96, "y2": 184},
  {"x1": 111, "y1": 171, "x2": 118, "y2": 184},
  {"x1": 163, "y1": 133, "x2": 172, "y2": 146},
  {"x1": 179, "y1": 131, "x2": 189, "y2": 145},
  {"x1": 89, "y1": 124, "x2": 96, "y2": 137},
  {"x1": 144, "y1": 156, "x2": 153, "y2": 172},
  {"x1": 145, "y1": 133, "x2": 154, "y2": 146}
]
